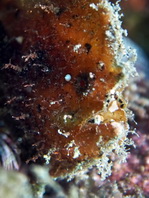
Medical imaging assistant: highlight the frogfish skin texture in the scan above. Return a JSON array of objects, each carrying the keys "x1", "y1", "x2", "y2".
[{"x1": 0, "y1": 0, "x2": 137, "y2": 178}]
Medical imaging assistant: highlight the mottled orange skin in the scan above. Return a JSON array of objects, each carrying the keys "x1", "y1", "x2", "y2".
[{"x1": 0, "y1": 0, "x2": 126, "y2": 177}]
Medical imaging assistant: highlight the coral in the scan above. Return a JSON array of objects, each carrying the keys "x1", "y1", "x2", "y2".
[
  {"x1": 0, "y1": 0, "x2": 136, "y2": 179},
  {"x1": 0, "y1": 167, "x2": 33, "y2": 198}
]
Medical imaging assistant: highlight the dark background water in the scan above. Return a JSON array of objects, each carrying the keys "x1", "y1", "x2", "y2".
[{"x1": 112, "y1": 0, "x2": 149, "y2": 58}]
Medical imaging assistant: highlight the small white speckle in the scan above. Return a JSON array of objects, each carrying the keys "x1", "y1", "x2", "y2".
[
  {"x1": 15, "y1": 36, "x2": 23, "y2": 44},
  {"x1": 73, "y1": 146, "x2": 81, "y2": 159},
  {"x1": 66, "y1": 141, "x2": 81, "y2": 158},
  {"x1": 65, "y1": 74, "x2": 72, "y2": 81},
  {"x1": 73, "y1": 44, "x2": 81, "y2": 53},
  {"x1": 100, "y1": 78, "x2": 105, "y2": 82},
  {"x1": 89, "y1": 72, "x2": 95, "y2": 79},
  {"x1": 66, "y1": 140, "x2": 75, "y2": 156},
  {"x1": 83, "y1": 92, "x2": 88, "y2": 96},
  {"x1": 50, "y1": 99, "x2": 63, "y2": 105},
  {"x1": 89, "y1": 3, "x2": 99, "y2": 11},
  {"x1": 63, "y1": 114, "x2": 72, "y2": 122},
  {"x1": 50, "y1": 101, "x2": 56, "y2": 105},
  {"x1": 57, "y1": 129, "x2": 70, "y2": 138}
]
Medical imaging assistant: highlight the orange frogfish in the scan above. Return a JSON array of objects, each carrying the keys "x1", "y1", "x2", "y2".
[{"x1": 0, "y1": 0, "x2": 137, "y2": 179}]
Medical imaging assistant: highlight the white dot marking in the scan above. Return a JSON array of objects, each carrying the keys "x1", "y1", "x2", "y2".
[{"x1": 65, "y1": 74, "x2": 72, "y2": 81}]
